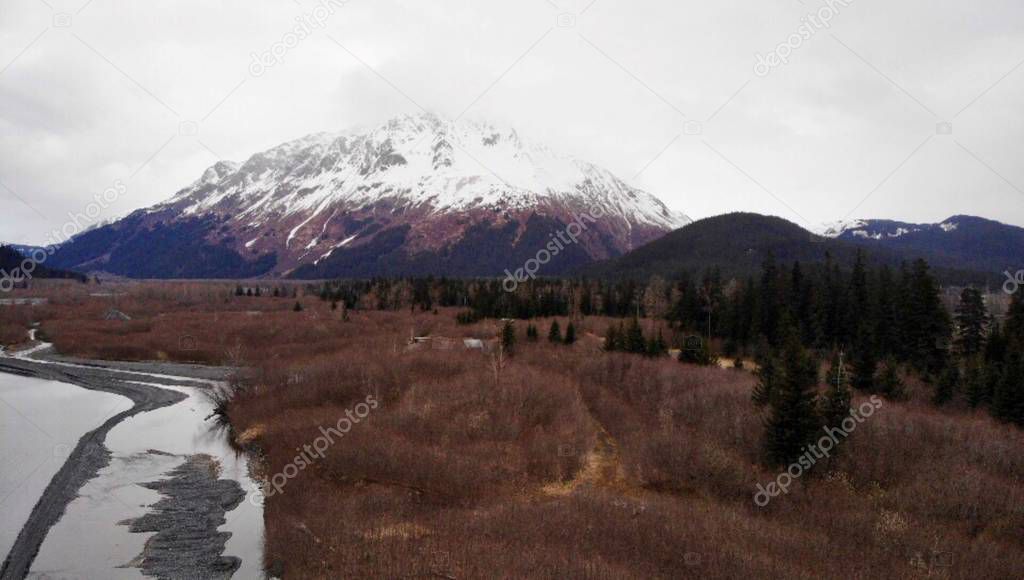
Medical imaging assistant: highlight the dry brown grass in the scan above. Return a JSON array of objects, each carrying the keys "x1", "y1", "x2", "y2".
[
  {"x1": 222, "y1": 314, "x2": 1024, "y2": 579},
  {"x1": 5, "y1": 281, "x2": 1024, "y2": 578}
]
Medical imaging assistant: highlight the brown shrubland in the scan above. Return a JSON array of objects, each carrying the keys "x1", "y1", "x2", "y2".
[{"x1": 2, "y1": 281, "x2": 1022, "y2": 578}]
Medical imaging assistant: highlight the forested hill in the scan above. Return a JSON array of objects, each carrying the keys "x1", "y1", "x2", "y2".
[
  {"x1": 582, "y1": 213, "x2": 996, "y2": 285},
  {"x1": 0, "y1": 245, "x2": 86, "y2": 283}
]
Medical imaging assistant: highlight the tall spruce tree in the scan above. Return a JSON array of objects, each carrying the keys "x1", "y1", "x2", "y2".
[
  {"x1": 933, "y1": 364, "x2": 960, "y2": 406},
  {"x1": 964, "y1": 358, "x2": 988, "y2": 408},
  {"x1": 993, "y1": 354, "x2": 1024, "y2": 425},
  {"x1": 501, "y1": 320, "x2": 517, "y2": 353},
  {"x1": 604, "y1": 324, "x2": 620, "y2": 351},
  {"x1": 647, "y1": 329, "x2": 667, "y2": 357},
  {"x1": 563, "y1": 322, "x2": 577, "y2": 345},
  {"x1": 1006, "y1": 291, "x2": 1024, "y2": 348},
  {"x1": 759, "y1": 253, "x2": 784, "y2": 344},
  {"x1": 903, "y1": 259, "x2": 951, "y2": 373},
  {"x1": 985, "y1": 324, "x2": 1008, "y2": 365},
  {"x1": 955, "y1": 287, "x2": 989, "y2": 357},
  {"x1": 763, "y1": 335, "x2": 821, "y2": 466},
  {"x1": 821, "y1": 351, "x2": 852, "y2": 428},
  {"x1": 877, "y1": 357, "x2": 907, "y2": 401},
  {"x1": 850, "y1": 345, "x2": 878, "y2": 393},
  {"x1": 625, "y1": 317, "x2": 646, "y2": 354},
  {"x1": 548, "y1": 320, "x2": 562, "y2": 344},
  {"x1": 874, "y1": 265, "x2": 901, "y2": 358},
  {"x1": 848, "y1": 250, "x2": 871, "y2": 332}
]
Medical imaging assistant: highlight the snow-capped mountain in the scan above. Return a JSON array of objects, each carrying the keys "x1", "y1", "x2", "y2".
[
  {"x1": 820, "y1": 218, "x2": 960, "y2": 240},
  {"x1": 820, "y1": 215, "x2": 1024, "y2": 275},
  {"x1": 50, "y1": 113, "x2": 691, "y2": 279}
]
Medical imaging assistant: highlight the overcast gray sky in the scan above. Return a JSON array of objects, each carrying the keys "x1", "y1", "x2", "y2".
[{"x1": 2, "y1": 0, "x2": 1024, "y2": 244}]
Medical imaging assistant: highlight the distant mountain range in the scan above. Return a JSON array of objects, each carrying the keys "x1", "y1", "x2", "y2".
[
  {"x1": 585, "y1": 213, "x2": 1017, "y2": 285},
  {"x1": 821, "y1": 215, "x2": 1023, "y2": 276},
  {"x1": 48, "y1": 113, "x2": 688, "y2": 279}
]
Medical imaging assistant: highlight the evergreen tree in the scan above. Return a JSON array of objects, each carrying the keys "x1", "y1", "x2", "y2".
[
  {"x1": 821, "y1": 351, "x2": 852, "y2": 428},
  {"x1": 848, "y1": 250, "x2": 871, "y2": 341},
  {"x1": 526, "y1": 324, "x2": 539, "y2": 341},
  {"x1": 502, "y1": 320, "x2": 517, "y2": 353},
  {"x1": 1006, "y1": 291, "x2": 1024, "y2": 349},
  {"x1": 752, "y1": 353, "x2": 780, "y2": 407},
  {"x1": 625, "y1": 318, "x2": 646, "y2": 354},
  {"x1": 874, "y1": 265, "x2": 901, "y2": 357},
  {"x1": 234, "y1": 285, "x2": 244, "y2": 297},
  {"x1": 763, "y1": 336, "x2": 821, "y2": 466},
  {"x1": 954, "y1": 287, "x2": 989, "y2": 357},
  {"x1": 293, "y1": 301, "x2": 303, "y2": 312},
  {"x1": 548, "y1": 320, "x2": 562, "y2": 344},
  {"x1": 604, "y1": 324, "x2": 620, "y2": 351},
  {"x1": 964, "y1": 358, "x2": 988, "y2": 408},
  {"x1": 646, "y1": 329, "x2": 668, "y2": 357},
  {"x1": 563, "y1": 322, "x2": 577, "y2": 345},
  {"x1": 877, "y1": 358, "x2": 907, "y2": 401},
  {"x1": 984, "y1": 363, "x2": 1004, "y2": 409},
  {"x1": 758, "y1": 253, "x2": 784, "y2": 343},
  {"x1": 850, "y1": 346, "x2": 878, "y2": 393},
  {"x1": 992, "y1": 355, "x2": 1024, "y2": 425},
  {"x1": 985, "y1": 324, "x2": 1008, "y2": 365},
  {"x1": 903, "y1": 259, "x2": 951, "y2": 373},
  {"x1": 1007, "y1": 291, "x2": 1024, "y2": 336},
  {"x1": 790, "y1": 262, "x2": 816, "y2": 346},
  {"x1": 933, "y1": 364, "x2": 960, "y2": 406}
]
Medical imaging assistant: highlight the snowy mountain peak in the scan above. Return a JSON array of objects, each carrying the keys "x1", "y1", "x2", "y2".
[
  {"x1": 71, "y1": 114, "x2": 689, "y2": 278},
  {"x1": 165, "y1": 114, "x2": 689, "y2": 233}
]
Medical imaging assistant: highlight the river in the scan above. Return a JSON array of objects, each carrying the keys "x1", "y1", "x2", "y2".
[{"x1": 0, "y1": 345, "x2": 264, "y2": 579}]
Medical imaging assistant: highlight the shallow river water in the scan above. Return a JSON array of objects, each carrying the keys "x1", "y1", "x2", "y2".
[
  {"x1": 0, "y1": 356, "x2": 264, "y2": 579},
  {"x1": 0, "y1": 374, "x2": 131, "y2": 562}
]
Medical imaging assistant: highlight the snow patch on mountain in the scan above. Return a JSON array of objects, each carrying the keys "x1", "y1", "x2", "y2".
[
  {"x1": 820, "y1": 219, "x2": 867, "y2": 238},
  {"x1": 823, "y1": 218, "x2": 963, "y2": 240}
]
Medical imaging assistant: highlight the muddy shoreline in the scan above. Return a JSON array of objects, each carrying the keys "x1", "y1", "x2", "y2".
[{"x1": 0, "y1": 349, "x2": 241, "y2": 580}]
